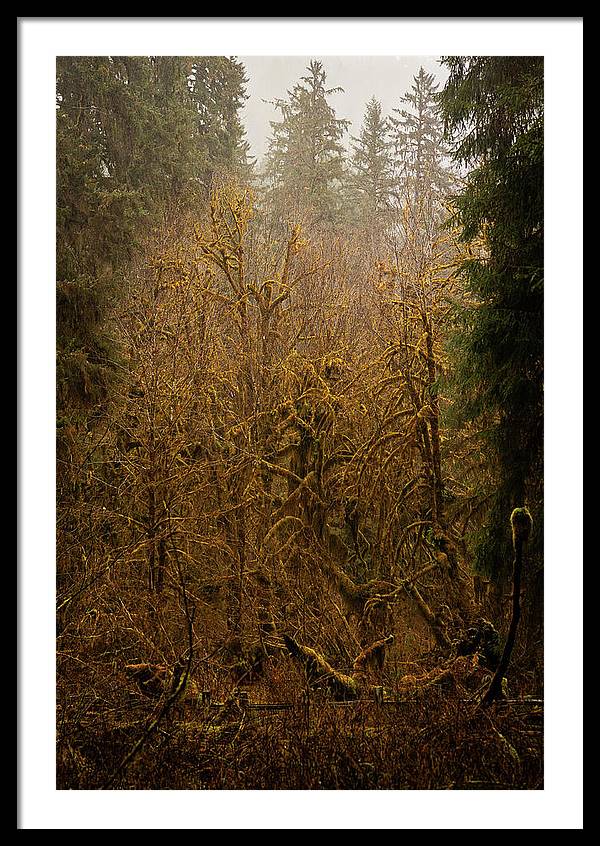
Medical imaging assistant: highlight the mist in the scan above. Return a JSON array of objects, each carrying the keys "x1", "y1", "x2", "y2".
[{"x1": 240, "y1": 54, "x2": 449, "y2": 163}]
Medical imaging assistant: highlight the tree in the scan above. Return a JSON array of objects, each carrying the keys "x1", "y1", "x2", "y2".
[
  {"x1": 438, "y1": 56, "x2": 544, "y2": 657},
  {"x1": 348, "y1": 96, "x2": 396, "y2": 228},
  {"x1": 188, "y1": 56, "x2": 252, "y2": 187},
  {"x1": 56, "y1": 56, "x2": 252, "y2": 475},
  {"x1": 56, "y1": 56, "x2": 149, "y2": 486},
  {"x1": 265, "y1": 60, "x2": 349, "y2": 227},
  {"x1": 390, "y1": 67, "x2": 455, "y2": 212}
]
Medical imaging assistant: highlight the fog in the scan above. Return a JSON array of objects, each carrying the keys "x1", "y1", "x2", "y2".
[{"x1": 240, "y1": 55, "x2": 449, "y2": 164}]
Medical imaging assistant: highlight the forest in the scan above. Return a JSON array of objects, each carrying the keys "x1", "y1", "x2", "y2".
[{"x1": 55, "y1": 55, "x2": 544, "y2": 792}]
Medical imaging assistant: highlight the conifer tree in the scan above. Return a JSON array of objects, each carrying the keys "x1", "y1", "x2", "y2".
[
  {"x1": 390, "y1": 67, "x2": 455, "y2": 212},
  {"x1": 56, "y1": 57, "x2": 150, "y2": 426},
  {"x1": 188, "y1": 56, "x2": 252, "y2": 187},
  {"x1": 438, "y1": 56, "x2": 544, "y2": 647},
  {"x1": 265, "y1": 60, "x2": 349, "y2": 226},
  {"x1": 348, "y1": 96, "x2": 396, "y2": 227}
]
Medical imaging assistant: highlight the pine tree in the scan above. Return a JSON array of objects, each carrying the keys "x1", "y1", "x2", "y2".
[
  {"x1": 56, "y1": 57, "x2": 148, "y2": 425},
  {"x1": 188, "y1": 56, "x2": 252, "y2": 187},
  {"x1": 390, "y1": 67, "x2": 455, "y2": 211},
  {"x1": 146, "y1": 57, "x2": 204, "y2": 199},
  {"x1": 348, "y1": 96, "x2": 396, "y2": 227},
  {"x1": 438, "y1": 56, "x2": 544, "y2": 650},
  {"x1": 265, "y1": 60, "x2": 349, "y2": 226}
]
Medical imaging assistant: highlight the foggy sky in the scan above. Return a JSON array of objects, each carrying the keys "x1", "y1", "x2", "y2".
[{"x1": 239, "y1": 55, "x2": 449, "y2": 164}]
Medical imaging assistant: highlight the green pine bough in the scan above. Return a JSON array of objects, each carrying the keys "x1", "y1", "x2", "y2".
[{"x1": 482, "y1": 508, "x2": 532, "y2": 707}]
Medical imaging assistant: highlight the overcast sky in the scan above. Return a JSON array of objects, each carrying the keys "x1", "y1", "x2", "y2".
[{"x1": 239, "y1": 55, "x2": 448, "y2": 164}]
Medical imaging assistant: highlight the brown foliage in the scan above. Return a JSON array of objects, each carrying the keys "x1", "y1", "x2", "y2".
[{"x1": 56, "y1": 184, "x2": 542, "y2": 790}]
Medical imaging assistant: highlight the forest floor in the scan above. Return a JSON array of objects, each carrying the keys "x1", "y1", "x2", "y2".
[{"x1": 57, "y1": 672, "x2": 543, "y2": 790}]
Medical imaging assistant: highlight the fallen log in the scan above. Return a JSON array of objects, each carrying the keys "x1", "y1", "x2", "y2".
[{"x1": 282, "y1": 634, "x2": 360, "y2": 701}]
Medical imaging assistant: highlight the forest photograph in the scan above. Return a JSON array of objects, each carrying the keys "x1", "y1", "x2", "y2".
[{"x1": 19, "y1": 18, "x2": 582, "y2": 830}]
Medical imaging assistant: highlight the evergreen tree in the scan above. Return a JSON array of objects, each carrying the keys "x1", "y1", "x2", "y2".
[
  {"x1": 348, "y1": 96, "x2": 396, "y2": 226},
  {"x1": 265, "y1": 60, "x2": 349, "y2": 226},
  {"x1": 390, "y1": 67, "x2": 455, "y2": 211},
  {"x1": 188, "y1": 56, "x2": 252, "y2": 187},
  {"x1": 438, "y1": 56, "x2": 544, "y2": 646},
  {"x1": 147, "y1": 56, "x2": 204, "y2": 198},
  {"x1": 56, "y1": 57, "x2": 150, "y2": 425}
]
